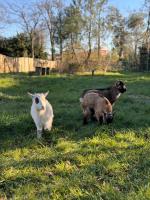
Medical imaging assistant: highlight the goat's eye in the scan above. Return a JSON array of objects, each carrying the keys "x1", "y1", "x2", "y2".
[{"x1": 35, "y1": 97, "x2": 39, "y2": 104}]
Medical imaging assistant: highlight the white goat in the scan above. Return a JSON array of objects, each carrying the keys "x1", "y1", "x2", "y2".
[{"x1": 28, "y1": 91, "x2": 54, "y2": 139}]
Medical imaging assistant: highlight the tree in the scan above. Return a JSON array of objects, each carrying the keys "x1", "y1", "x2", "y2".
[
  {"x1": 63, "y1": 2, "x2": 84, "y2": 63},
  {"x1": 34, "y1": 31, "x2": 48, "y2": 59},
  {"x1": 144, "y1": 0, "x2": 150, "y2": 70},
  {"x1": 0, "y1": 33, "x2": 28, "y2": 57},
  {"x1": 82, "y1": 0, "x2": 96, "y2": 64},
  {"x1": 107, "y1": 6, "x2": 128, "y2": 61},
  {"x1": 127, "y1": 12, "x2": 145, "y2": 65},
  {"x1": 37, "y1": 0, "x2": 58, "y2": 61},
  {"x1": 94, "y1": 0, "x2": 108, "y2": 61},
  {"x1": 0, "y1": 33, "x2": 47, "y2": 59},
  {"x1": 8, "y1": 2, "x2": 42, "y2": 59},
  {"x1": 139, "y1": 0, "x2": 150, "y2": 71}
]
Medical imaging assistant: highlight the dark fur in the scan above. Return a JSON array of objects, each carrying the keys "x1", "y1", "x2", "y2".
[
  {"x1": 81, "y1": 81, "x2": 126, "y2": 105},
  {"x1": 105, "y1": 113, "x2": 113, "y2": 124}
]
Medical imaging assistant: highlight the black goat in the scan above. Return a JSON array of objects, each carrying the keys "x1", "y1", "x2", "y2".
[{"x1": 80, "y1": 80, "x2": 127, "y2": 105}]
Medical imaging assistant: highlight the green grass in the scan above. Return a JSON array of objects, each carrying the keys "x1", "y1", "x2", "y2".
[{"x1": 0, "y1": 72, "x2": 150, "y2": 200}]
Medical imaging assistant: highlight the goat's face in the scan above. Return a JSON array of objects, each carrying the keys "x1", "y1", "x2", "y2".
[
  {"x1": 115, "y1": 81, "x2": 127, "y2": 93},
  {"x1": 34, "y1": 94, "x2": 47, "y2": 111},
  {"x1": 28, "y1": 91, "x2": 49, "y2": 111},
  {"x1": 104, "y1": 112, "x2": 114, "y2": 124}
]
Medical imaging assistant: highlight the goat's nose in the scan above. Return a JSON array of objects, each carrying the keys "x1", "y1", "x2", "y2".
[{"x1": 41, "y1": 106, "x2": 44, "y2": 110}]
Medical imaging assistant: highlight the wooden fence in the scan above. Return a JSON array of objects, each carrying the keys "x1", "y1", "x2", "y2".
[{"x1": 0, "y1": 54, "x2": 58, "y2": 73}]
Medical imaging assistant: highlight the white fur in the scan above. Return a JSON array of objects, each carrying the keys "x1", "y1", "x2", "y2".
[
  {"x1": 79, "y1": 97, "x2": 83, "y2": 103},
  {"x1": 28, "y1": 92, "x2": 54, "y2": 139},
  {"x1": 116, "y1": 93, "x2": 121, "y2": 99}
]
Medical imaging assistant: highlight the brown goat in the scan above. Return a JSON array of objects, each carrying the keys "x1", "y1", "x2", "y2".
[{"x1": 81, "y1": 92, "x2": 113, "y2": 125}]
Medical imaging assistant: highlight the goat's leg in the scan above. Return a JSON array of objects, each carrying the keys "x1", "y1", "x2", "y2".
[
  {"x1": 32, "y1": 114, "x2": 43, "y2": 138},
  {"x1": 95, "y1": 112, "x2": 103, "y2": 125},
  {"x1": 99, "y1": 115, "x2": 103, "y2": 125},
  {"x1": 102, "y1": 113, "x2": 106, "y2": 124},
  {"x1": 35, "y1": 123, "x2": 43, "y2": 139},
  {"x1": 83, "y1": 116, "x2": 88, "y2": 125},
  {"x1": 83, "y1": 108, "x2": 91, "y2": 125},
  {"x1": 37, "y1": 129, "x2": 42, "y2": 139},
  {"x1": 90, "y1": 108, "x2": 97, "y2": 121},
  {"x1": 44, "y1": 119, "x2": 53, "y2": 131}
]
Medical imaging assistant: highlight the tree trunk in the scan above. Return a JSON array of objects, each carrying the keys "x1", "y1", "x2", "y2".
[
  {"x1": 97, "y1": 34, "x2": 101, "y2": 62},
  {"x1": 50, "y1": 33, "x2": 55, "y2": 61},
  {"x1": 59, "y1": 32, "x2": 63, "y2": 61},
  {"x1": 30, "y1": 33, "x2": 35, "y2": 59},
  {"x1": 59, "y1": 13, "x2": 63, "y2": 61},
  {"x1": 60, "y1": 41, "x2": 63, "y2": 61},
  {"x1": 85, "y1": 30, "x2": 92, "y2": 65},
  {"x1": 146, "y1": 9, "x2": 150, "y2": 71},
  {"x1": 119, "y1": 47, "x2": 123, "y2": 61},
  {"x1": 70, "y1": 33, "x2": 79, "y2": 63},
  {"x1": 92, "y1": 69, "x2": 95, "y2": 76},
  {"x1": 31, "y1": 39, "x2": 35, "y2": 59},
  {"x1": 134, "y1": 43, "x2": 137, "y2": 66},
  {"x1": 97, "y1": 13, "x2": 101, "y2": 62},
  {"x1": 51, "y1": 44, "x2": 55, "y2": 61}
]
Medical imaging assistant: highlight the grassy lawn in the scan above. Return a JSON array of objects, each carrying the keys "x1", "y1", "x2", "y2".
[{"x1": 0, "y1": 72, "x2": 150, "y2": 200}]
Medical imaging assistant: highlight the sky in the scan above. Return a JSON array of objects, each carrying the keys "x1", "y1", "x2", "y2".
[
  {"x1": 1, "y1": 0, "x2": 145, "y2": 38},
  {"x1": 109, "y1": 0, "x2": 144, "y2": 15}
]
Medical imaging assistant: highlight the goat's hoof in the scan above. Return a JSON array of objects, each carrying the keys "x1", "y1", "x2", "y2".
[
  {"x1": 91, "y1": 116, "x2": 97, "y2": 121},
  {"x1": 44, "y1": 128, "x2": 52, "y2": 132},
  {"x1": 83, "y1": 118, "x2": 88, "y2": 125},
  {"x1": 37, "y1": 134, "x2": 42, "y2": 139},
  {"x1": 83, "y1": 121, "x2": 88, "y2": 125}
]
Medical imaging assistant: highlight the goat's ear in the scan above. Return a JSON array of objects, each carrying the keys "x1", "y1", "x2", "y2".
[
  {"x1": 44, "y1": 91, "x2": 49, "y2": 98},
  {"x1": 115, "y1": 81, "x2": 120, "y2": 86},
  {"x1": 27, "y1": 92, "x2": 34, "y2": 98}
]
